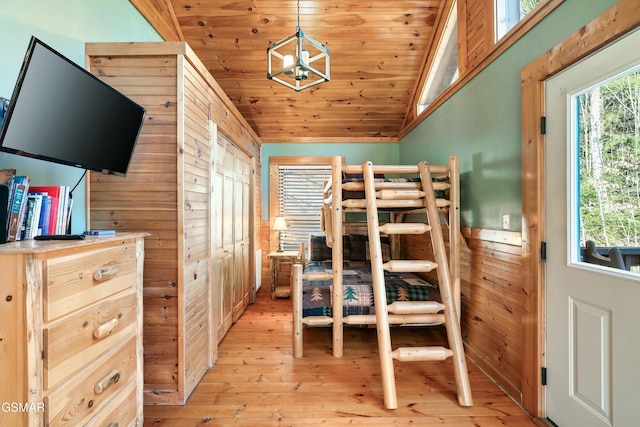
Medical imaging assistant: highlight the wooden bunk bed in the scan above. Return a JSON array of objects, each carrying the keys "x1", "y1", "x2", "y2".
[{"x1": 291, "y1": 156, "x2": 472, "y2": 409}]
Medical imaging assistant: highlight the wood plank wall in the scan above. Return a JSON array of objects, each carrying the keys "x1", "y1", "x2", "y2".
[
  {"x1": 463, "y1": 0, "x2": 492, "y2": 71},
  {"x1": 260, "y1": 221, "x2": 274, "y2": 291},
  {"x1": 402, "y1": 228, "x2": 524, "y2": 404},
  {"x1": 458, "y1": 228, "x2": 524, "y2": 401},
  {"x1": 89, "y1": 54, "x2": 182, "y2": 394},
  {"x1": 181, "y1": 59, "x2": 213, "y2": 397}
]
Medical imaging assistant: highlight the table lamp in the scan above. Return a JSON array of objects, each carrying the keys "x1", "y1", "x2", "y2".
[{"x1": 273, "y1": 216, "x2": 288, "y2": 252}]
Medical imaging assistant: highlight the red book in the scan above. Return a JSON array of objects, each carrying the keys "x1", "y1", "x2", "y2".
[{"x1": 28, "y1": 186, "x2": 62, "y2": 234}]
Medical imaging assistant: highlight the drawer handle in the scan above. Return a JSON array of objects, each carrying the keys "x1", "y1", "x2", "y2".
[
  {"x1": 93, "y1": 318, "x2": 119, "y2": 339},
  {"x1": 95, "y1": 370, "x2": 121, "y2": 394},
  {"x1": 106, "y1": 423, "x2": 119, "y2": 427},
  {"x1": 93, "y1": 266, "x2": 119, "y2": 281}
]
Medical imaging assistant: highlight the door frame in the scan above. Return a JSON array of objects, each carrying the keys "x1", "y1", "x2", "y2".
[{"x1": 520, "y1": 0, "x2": 640, "y2": 417}]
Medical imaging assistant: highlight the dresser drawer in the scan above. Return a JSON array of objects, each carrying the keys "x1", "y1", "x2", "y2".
[
  {"x1": 44, "y1": 242, "x2": 138, "y2": 321},
  {"x1": 83, "y1": 378, "x2": 138, "y2": 427},
  {"x1": 44, "y1": 291, "x2": 137, "y2": 390},
  {"x1": 44, "y1": 336, "x2": 138, "y2": 427}
]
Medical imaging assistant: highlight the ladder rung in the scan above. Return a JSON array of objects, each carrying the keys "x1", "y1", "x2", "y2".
[
  {"x1": 391, "y1": 346, "x2": 453, "y2": 362},
  {"x1": 383, "y1": 260, "x2": 438, "y2": 273},
  {"x1": 342, "y1": 181, "x2": 365, "y2": 191},
  {"x1": 343, "y1": 313, "x2": 445, "y2": 325},
  {"x1": 302, "y1": 316, "x2": 333, "y2": 326},
  {"x1": 342, "y1": 164, "x2": 450, "y2": 174},
  {"x1": 342, "y1": 199, "x2": 424, "y2": 209},
  {"x1": 379, "y1": 223, "x2": 431, "y2": 234},
  {"x1": 433, "y1": 182, "x2": 451, "y2": 191},
  {"x1": 343, "y1": 164, "x2": 420, "y2": 174},
  {"x1": 387, "y1": 301, "x2": 445, "y2": 315},
  {"x1": 343, "y1": 181, "x2": 423, "y2": 191},
  {"x1": 302, "y1": 272, "x2": 333, "y2": 281},
  {"x1": 376, "y1": 189, "x2": 425, "y2": 200},
  {"x1": 436, "y1": 198, "x2": 451, "y2": 208}
]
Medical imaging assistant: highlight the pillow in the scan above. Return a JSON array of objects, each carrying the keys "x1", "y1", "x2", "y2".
[
  {"x1": 309, "y1": 234, "x2": 332, "y2": 261},
  {"x1": 349, "y1": 235, "x2": 368, "y2": 261},
  {"x1": 349, "y1": 235, "x2": 391, "y2": 262},
  {"x1": 308, "y1": 234, "x2": 351, "y2": 261}
]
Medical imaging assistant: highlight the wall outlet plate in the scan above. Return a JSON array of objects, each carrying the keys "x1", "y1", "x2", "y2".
[{"x1": 502, "y1": 214, "x2": 510, "y2": 229}]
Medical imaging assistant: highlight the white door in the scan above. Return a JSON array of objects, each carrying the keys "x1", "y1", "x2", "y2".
[{"x1": 545, "y1": 29, "x2": 640, "y2": 426}]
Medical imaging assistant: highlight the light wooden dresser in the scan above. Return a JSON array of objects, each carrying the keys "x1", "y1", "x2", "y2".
[{"x1": 0, "y1": 233, "x2": 146, "y2": 427}]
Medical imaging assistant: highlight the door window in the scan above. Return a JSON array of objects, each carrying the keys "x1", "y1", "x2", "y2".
[{"x1": 574, "y1": 66, "x2": 640, "y2": 273}]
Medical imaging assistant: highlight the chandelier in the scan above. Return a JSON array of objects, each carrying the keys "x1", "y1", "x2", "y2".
[{"x1": 267, "y1": 0, "x2": 330, "y2": 91}]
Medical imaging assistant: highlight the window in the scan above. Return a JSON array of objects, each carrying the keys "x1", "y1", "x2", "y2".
[
  {"x1": 576, "y1": 65, "x2": 640, "y2": 272},
  {"x1": 417, "y1": 1, "x2": 458, "y2": 114},
  {"x1": 495, "y1": 0, "x2": 542, "y2": 40},
  {"x1": 273, "y1": 161, "x2": 332, "y2": 253}
]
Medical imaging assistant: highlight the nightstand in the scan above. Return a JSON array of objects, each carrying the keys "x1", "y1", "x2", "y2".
[{"x1": 267, "y1": 250, "x2": 300, "y2": 299}]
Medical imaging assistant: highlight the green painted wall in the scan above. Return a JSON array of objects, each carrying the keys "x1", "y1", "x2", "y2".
[
  {"x1": 399, "y1": 0, "x2": 619, "y2": 231},
  {"x1": 0, "y1": 0, "x2": 161, "y2": 233},
  {"x1": 261, "y1": 142, "x2": 399, "y2": 219}
]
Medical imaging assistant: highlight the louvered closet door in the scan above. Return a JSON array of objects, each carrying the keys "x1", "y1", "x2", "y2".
[{"x1": 213, "y1": 134, "x2": 252, "y2": 341}]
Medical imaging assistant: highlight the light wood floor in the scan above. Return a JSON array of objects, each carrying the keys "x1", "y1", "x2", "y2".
[{"x1": 144, "y1": 290, "x2": 538, "y2": 426}]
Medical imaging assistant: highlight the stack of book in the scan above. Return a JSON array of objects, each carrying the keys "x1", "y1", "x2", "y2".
[{"x1": 4, "y1": 174, "x2": 72, "y2": 242}]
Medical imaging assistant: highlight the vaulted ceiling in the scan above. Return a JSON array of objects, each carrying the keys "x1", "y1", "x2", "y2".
[{"x1": 130, "y1": 0, "x2": 445, "y2": 143}]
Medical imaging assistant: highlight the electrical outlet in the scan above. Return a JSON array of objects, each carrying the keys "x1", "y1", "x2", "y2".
[{"x1": 502, "y1": 214, "x2": 510, "y2": 229}]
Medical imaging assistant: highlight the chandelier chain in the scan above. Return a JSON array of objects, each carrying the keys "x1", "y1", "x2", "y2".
[{"x1": 297, "y1": 0, "x2": 300, "y2": 29}]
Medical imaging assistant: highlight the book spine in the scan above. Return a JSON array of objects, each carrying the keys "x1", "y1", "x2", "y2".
[
  {"x1": 26, "y1": 194, "x2": 42, "y2": 238},
  {"x1": 22, "y1": 196, "x2": 36, "y2": 240},
  {"x1": 38, "y1": 195, "x2": 51, "y2": 235},
  {"x1": 7, "y1": 184, "x2": 27, "y2": 242}
]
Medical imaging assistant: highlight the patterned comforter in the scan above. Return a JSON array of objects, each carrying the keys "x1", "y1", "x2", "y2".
[{"x1": 302, "y1": 260, "x2": 440, "y2": 318}]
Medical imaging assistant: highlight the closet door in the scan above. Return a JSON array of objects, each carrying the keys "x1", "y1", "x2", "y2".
[
  {"x1": 212, "y1": 134, "x2": 252, "y2": 340},
  {"x1": 232, "y1": 146, "x2": 251, "y2": 321},
  {"x1": 217, "y1": 141, "x2": 235, "y2": 340},
  {"x1": 212, "y1": 164, "x2": 225, "y2": 344}
]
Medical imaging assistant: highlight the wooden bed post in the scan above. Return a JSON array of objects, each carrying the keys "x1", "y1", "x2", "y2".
[
  {"x1": 449, "y1": 155, "x2": 461, "y2": 318},
  {"x1": 331, "y1": 156, "x2": 344, "y2": 357},
  {"x1": 292, "y1": 263, "x2": 303, "y2": 358}
]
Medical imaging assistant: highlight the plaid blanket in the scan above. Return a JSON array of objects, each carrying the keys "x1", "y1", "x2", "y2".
[{"x1": 302, "y1": 260, "x2": 440, "y2": 318}]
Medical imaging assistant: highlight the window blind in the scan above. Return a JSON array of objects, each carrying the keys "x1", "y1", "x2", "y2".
[{"x1": 278, "y1": 164, "x2": 331, "y2": 253}]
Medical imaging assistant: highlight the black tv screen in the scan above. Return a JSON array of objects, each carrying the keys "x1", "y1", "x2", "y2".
[{"x1": 0, "y1": 37, "x2": 145, "y2": 176}]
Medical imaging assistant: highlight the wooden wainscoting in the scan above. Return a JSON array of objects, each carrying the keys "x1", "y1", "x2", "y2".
[
  {"x1": 403, "y1": 227, "x2": 525, "y2": 407},
  {"x1": 260, "y1": 220, "x2": 274, "y2": 290},
  {"x1": 458, "y1": 228, "x2": 524, "y2": 401}
]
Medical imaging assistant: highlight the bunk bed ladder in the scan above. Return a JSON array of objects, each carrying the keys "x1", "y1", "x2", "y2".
[{"x1": 362, "y1": 160, "x2": 473, "y2": 410}]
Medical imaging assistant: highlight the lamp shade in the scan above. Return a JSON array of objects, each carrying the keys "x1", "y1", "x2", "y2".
[{"x1": 273, "y1": 216, "x2": 288, "y2": 231}]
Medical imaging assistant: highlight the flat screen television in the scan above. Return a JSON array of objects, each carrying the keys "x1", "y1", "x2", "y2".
[{"x1": 0, "y1": 36, "x2": 145, "y2": 176}]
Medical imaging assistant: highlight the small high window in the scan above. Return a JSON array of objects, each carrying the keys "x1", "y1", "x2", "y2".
[
  {"x1": 417, "y1": 1, "x2": 458, "y2": 114},
  {"x1": 495, "y1": 0, "x2": 542, "y2": 40}
]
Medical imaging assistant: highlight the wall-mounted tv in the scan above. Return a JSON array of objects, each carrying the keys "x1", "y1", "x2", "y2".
[{"x1": 0, "y1": 36, "x2": 145, "y2": 177}]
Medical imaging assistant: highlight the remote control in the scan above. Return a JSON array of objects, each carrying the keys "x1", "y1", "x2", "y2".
[{"x1": 34, "y1": 234, "x2": 86, "y2": 241}]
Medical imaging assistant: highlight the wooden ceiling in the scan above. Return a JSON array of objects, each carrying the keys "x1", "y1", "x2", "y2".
[{"x1": 130, "y1": 1, "x2": 445, "y2": 143}]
